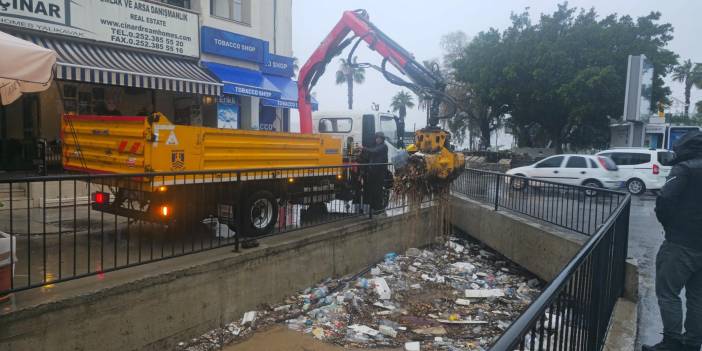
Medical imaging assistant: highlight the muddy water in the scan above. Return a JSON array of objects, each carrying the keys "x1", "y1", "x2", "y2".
[{"x1": 222, "y1": 325, "x2": 402, "y2": 351}]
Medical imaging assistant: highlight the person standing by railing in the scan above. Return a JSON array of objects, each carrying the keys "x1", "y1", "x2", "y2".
[
  {"x1": 644, "y1": 131, "x2": 702, "y2": 351},
  {"x1": 361, "y1": 132, "x2": 388, "y2": 212}
]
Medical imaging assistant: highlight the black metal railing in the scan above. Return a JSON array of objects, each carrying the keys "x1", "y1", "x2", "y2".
[
  {"x1": 0, "y1": 163, "x2": 417, "y2": 295},
  {"x1": 451, "y1": 168, "x2": 631, "y2": 350},
  {"x1": 452, "y1": 169, "x2": 627, "y2": 235},
  {"x1": 490, "y1": 191, "x2": 630, "y2": 350}
]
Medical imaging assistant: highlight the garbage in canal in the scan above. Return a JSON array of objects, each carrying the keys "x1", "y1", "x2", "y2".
[
  {"x1": 464, "y1": 289, "x2": 505, "y2": 298},
  {"x1": 176, "y1": 237, "x2": 542, "y2": 351},
  {"x1": 241, "y1": 311, "x2": 257, "y2": 324},
  {"x1": 405, "y1": 341, "x2": 421, "y2": 351}
]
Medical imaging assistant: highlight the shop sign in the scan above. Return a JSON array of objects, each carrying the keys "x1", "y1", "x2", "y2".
[
  {"x1": 0, "y1": 0, "x2": 199, "y2": 57},
  {"x1": 262, "y1": 98, "x2": 297, "y2": 109},
  {"x1": 201, "y1": 26, "x2": 265, "y2": 63},
  {"x1": 261, "y1": 52, "x2": 295, "y2": 77}
]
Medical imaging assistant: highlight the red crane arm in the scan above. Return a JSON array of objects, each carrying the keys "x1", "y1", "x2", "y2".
[{"x1": 296, "y1": 10, "x2": 444, "y2": 134}]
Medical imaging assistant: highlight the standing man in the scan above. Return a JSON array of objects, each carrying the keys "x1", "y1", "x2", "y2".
[
  {"x1": 644, "y1": 131, "x2": 702, "y2": 351},
  {"x1": 362, "y1": 132, "x2": 388, "y2": 211}
]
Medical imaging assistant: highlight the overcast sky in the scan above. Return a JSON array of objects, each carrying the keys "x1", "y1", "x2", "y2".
[{"x1": 290, "y1": 0, "x2": 702, "y2": 132}]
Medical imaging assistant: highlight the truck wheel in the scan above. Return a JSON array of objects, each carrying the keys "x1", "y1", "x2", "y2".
[{"x1": 243, "y1": 190, "x2": 278, "y2": 236}]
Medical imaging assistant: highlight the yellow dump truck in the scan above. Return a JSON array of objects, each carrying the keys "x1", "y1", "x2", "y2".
[{"x1": 61, "y1": 113, "x2": 347, "y2": 235}]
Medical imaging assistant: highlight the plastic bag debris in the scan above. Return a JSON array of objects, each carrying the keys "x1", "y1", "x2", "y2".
[
  {"x1": 451, "y1": 262, "x2": 476, "y2": 273},
  {"x1": 464, "y1": 289, "x2": 505, "y2": 298},
  {"x1": 405, "y1": 341, "x2": 421, "y2": 351},
  {"x1": 241, "y1": 311, "x2": 257, "y2": 324},
  {"x1": 349, "y1": 324, "x2": 380, "y2": 336},
  {"x1": 456, "y1": 298, "x2": 471, "y2": 306},
  {"x1": 379, "y1": 324, "x2": 398, "y2": 338},
  {"x1": 370, "y1": 277, "x2": 392, "y2": 300}
]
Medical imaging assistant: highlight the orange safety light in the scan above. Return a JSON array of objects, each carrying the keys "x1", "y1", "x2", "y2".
[
  {"x1": 159, "y1": 205, "x2": 171, "y2": 217},
  {"x1": 158, "y1": 186, "x2": 168, "y2": 192}
]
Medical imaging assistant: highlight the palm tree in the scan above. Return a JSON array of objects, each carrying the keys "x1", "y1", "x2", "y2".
[
  {"x1": 391, "y1": 91, "x2": 415, "y2": 120},
  {"x1": 335, "y1": 57, "x2": 365, "y2": 109},
  {"x1": 672, "y1": 59, "x2": 702, "y2": 117},
  {"x1": 391, "y1": 91, "x2": 415, "y2": 146}
]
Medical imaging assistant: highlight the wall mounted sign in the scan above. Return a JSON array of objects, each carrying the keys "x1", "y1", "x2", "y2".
[
  {"x1": 201, "y1": 26, "x2": 265, "y2": 63},
  {"x1": 261, "y1": 52, "x2": 295, "y2": 77},
  {"x1": 0, "y1": 0, "x2": 199, "y2": 57}
]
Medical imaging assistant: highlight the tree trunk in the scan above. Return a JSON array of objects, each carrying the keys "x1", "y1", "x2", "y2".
[
  {"x1": 346, "y1": 76, "x2": 353, "y2": 110},
  {"x1": 479, "y1": 119, "x2": 491, "y2": 150},
  {"x1": 684, "y1": 80, "x2": 692, "y2": 117},
  {"x1": 552, "y1": 133, "x2": 563, "y2": 154}
]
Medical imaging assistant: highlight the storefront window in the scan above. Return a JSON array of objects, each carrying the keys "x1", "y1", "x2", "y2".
[
  {"x1": 211, "y1": 0, "x2": 250, "y2": 24},
  {"x1": 158, "y1": 0, "x2": 191, "y2": 9}
]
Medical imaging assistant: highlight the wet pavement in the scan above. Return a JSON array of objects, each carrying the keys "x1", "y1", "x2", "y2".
[{"x1": 628, "y1": 194, "x2": 665, "y2": 348}]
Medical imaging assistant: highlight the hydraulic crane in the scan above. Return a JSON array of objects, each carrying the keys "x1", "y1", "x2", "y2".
[{"x1": 297, "y1": 9, "x2": 465, "y2": 181}]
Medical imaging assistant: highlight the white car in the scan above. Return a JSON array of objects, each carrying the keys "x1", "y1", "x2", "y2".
[
  {"x1": 596, "y1": 148, "x2": 674, "y2": 195},
  {"x1": 506, "y1": 154, "x2": 624, "y2": 195}
]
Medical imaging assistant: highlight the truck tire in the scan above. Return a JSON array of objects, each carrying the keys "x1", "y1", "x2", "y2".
[{"x1": 242, "y1": 190, "x2": 278, "y2": 237}]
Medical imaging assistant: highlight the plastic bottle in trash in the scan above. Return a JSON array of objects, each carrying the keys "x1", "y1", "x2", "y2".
[
  {"x1": 309, "y1": 286, "x2": 328, "y2": 301},
  {"x1": 356, "y1": 278, "x2": 370, "y2": 289},
  {"x1": 384, "y1": 252, "x2": 398, "y2": 263}
]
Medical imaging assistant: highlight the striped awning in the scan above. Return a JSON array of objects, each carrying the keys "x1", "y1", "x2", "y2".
[{"x1": 14, "y1": 33, "x2": 222, "y2": 96}]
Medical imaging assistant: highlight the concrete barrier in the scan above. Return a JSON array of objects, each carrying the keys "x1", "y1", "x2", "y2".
[
  {"x1": 0, "y1": 210, "x2": 438, "y2": 351},
  {"x1": 451, "y1": 194, "x2": 586, "y2": 282}
]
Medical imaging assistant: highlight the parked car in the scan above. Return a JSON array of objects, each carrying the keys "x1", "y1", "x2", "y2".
[
  {"x1": 506, "y1": 154, "x2": 623, "y2": 196},
  {"x1": 595, "y1": 148, "x2": 674, "y2": 195}
]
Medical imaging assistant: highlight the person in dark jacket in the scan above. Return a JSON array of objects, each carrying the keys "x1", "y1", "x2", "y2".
[
  {"x1": 644, "y1": 131, "x2": 702, "y2": 351},
  {"x1": 362, "y1": 132, "x2": 389, "y2": 211}
]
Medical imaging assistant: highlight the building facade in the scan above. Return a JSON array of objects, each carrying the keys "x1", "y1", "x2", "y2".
[{"x1": 0, "y1": 0, "x2": 295, "y2": 171}]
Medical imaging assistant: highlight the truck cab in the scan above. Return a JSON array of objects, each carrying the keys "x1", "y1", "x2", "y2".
[{"x1": 312, "y1": 110, "x2": 404, "y2": 162}]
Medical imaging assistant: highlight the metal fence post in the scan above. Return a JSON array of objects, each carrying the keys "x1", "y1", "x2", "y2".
[
  {"x1": 494, "y1": 173, "x2": 500, "y2": 211},
  {"x1": 234, "y1": 171, "x2": 241, "y2": 252}
]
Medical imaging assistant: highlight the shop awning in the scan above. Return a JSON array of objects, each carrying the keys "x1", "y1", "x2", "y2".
[
  {"x1": 202, "y1": 61, "x2": 281, "y2": 99},
  {"x1": 15, "y1": 33, "x2": 222, "y2": 96},
  {"x1": 260, "y1": 74, "x2": 318, "y2": 111}
]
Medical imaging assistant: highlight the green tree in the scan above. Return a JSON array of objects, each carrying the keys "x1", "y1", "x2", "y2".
[
  {"x1": 672, "y1": 59, "x2": 702, "y2": 116},
  {"x1": 390, "y1": 90, "x2": 415, "y2": 127},
  {"x1": 335, "y1": 56, "x2": 366, "y2": 110},
  {"x1": 452, "y1": 4, "x2": 678, "y2": 152}
]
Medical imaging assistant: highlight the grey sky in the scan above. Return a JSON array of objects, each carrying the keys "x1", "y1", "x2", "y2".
[{"x1": 290, "y1": 1, "x2": 701, "y2": 132}]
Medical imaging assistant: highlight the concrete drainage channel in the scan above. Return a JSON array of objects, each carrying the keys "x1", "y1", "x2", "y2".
[
  {"x1": 178, "y1": 237, "x2": 543, "y2": 351},
  {"x1": 0, "y1": 195, "x2": 636, "y2": 351}
]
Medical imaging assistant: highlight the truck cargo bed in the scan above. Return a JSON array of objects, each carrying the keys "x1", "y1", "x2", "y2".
[{"x1": 62, "y1": 114, "x2": 343, "y2": 176}]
